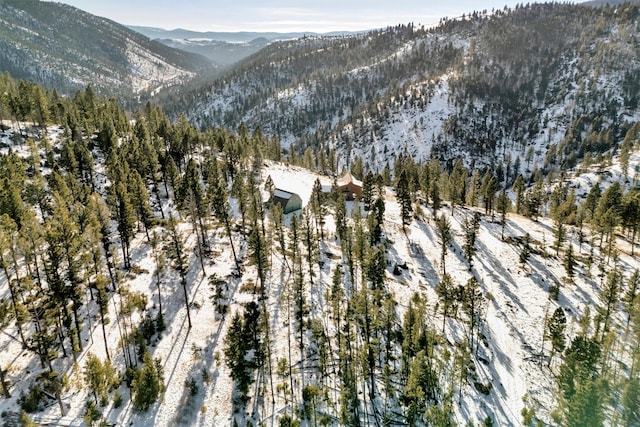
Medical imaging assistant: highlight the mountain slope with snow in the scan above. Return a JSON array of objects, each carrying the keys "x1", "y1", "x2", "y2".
[
  {"x1": 0, "y1": 0, "x2": 212, "y2": 100},
  {"x1": 174, "y1": 3, "x2": 640, "y2": 181},
  {"x1": 1, "y1": 117, "x2": 639, "y2": 425}
]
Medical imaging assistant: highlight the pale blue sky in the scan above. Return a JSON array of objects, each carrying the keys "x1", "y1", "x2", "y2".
[{"x1": 55, "y1": 1, "x2": 565, "y2": 33}]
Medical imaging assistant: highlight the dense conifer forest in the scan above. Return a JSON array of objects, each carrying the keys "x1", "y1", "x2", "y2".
[{"x1": 0, "y1": 2, "x2": 640, "y2": 426}]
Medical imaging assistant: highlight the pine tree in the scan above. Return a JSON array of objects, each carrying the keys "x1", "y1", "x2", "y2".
[
  {"x1": 108, "y1": 182, "x2": 136, "y2": 269},
  {"x1": 557, "y1": 335, "x2": 602, "y2": 425},
  {"x1": 290, "y1": 214, "x2": 307, "y2": 390},
  {"x1": 94, "y1": 275, "x2": 111, "y2": 360},
  {"x1": 449, "y1": 158, "x2": 467, "y2": 213},
  {"x1": 361, "y1": 171, "x2": 375, "y2": 212},
  {"x1": 622, "y1": 190, "x2": 640, "y2": 255},
  {"x1": 466, "y1": 169, "x2": 481, "y2": 207},
  {"x1": 367, "y1": 196, "x2": 385, "y2": 246},
  {"x1": 403, "y1": 350, "x2": 439, "y2": 426},
  {"x1": 496, "y1": 188, "x2": 510, "y2": 240},
  {"x1": 178, "y1": 159, "x2": 209, "y2": 248},
  {"x1": 45, "y1": 191, "x2": 86, "y2": 355},
  {"x1": 208, "y1": 163, "x2": 240, "y2": 274},
  {"x1": 462, "y1": 212, "x2": 481, "y2": 270},
  {"x1": 224, "y1": 312, "x2": 253, "y2": 397},
  {"x1": 435, "y1": 214, "x2": 452, "y2": 275},
  {"x1": 623, "y1": 269, "x2": 639, "y2": 327},
  {"x1": 166, "y1": 213, "x2": 191, "y2": 328},
  {"x1": 436, "y1": 273, "x2": 456, "y2": 333},
  {"x1": 0, "y1": 214, "x2": 28, "y2": 346},
  {"x1": 596, "y1": 269, "x2": 621, "y2": 340},
  {"x1": 564, "y1": 377, "x2": 606, "y2": 427},
  {"x1": 546, "y1": 307, "x2": 567, "y2": 367},
  {"x1": 129, "y1": 170, "x2": 154, "y2": 241},
  {"x1": 462, "y1": 276, "x2": 485, "y2": 353},
  {"x1": 480, "y1": 170, "x2": 498, "y2": 215},
  {"x1": 621, "y1": 377, "x2": 640, "y2": 427},
  {"x1": 131, "y1": 351, "x2": 164, "y2": 412},
  {"x1": 565, "y1": 243, "x2": 576, "y2": 280},
  {"x1": 309, "y1": 178, "x2": 326, "y2": 240},
  {"x1": 83, "y1": 353, "x2": 119, "y2": 405},
  {"x1": 149, "y1": 231, "x2": 166, "y2": 321},
  {"x1": 520, "y1": 233, "x2": 532, "y2": 267},
  {"x1": 594, "y1": 182, "x2": 623, "y2": 256},
  {"x1": 396, "y1": 170, "x2": 413, "y2": 233}
]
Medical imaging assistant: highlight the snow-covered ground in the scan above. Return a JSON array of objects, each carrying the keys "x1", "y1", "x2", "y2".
[{"x1": 0, "y1": 123, "x2": 638, "y2": 426}]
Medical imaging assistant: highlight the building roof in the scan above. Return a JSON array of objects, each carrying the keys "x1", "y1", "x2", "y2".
[
  {"x1": 338, "y1": 172, "x2": 363, "y2": 188},
  {"x1": 273, "y1": 188, "x2": 296, "y2": 200}
]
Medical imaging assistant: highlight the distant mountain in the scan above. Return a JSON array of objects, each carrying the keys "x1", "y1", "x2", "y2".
[
  {"x1": 127, "y1": 26, "x2": 359, "y2": 43},
  {"x1": 127, "y1": 26, "x2": 362, "y2": 67},
  {"x1": 0, "y1": 0, "x2": 213, "y2": 101},
  {"x1": 155, "y1": 37, "x2": 270, "y2": 67}
]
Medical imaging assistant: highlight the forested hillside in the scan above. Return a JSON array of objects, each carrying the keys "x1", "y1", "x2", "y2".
[
  {"x1": 171, "y1": 2, "x2": 640, "y2": 184},
  {"x1": 1, "y1": 65, "x2": 640, "y2": 426},
  {"x1": 0, "y1": 0, "x2": 212, "y2": 103}
]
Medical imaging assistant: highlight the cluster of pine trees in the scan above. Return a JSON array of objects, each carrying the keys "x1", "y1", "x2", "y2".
[{"x1": 0, "y1": 73, "x2": 280, "y2": 423}]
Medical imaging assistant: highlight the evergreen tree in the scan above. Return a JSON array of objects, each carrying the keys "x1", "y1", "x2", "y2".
[
  {"x1": 462, "y1": 276, "x2": 485, "y2": 353},
  {"x1": 449, "y1": 158, "x2": 467, "y2": 212},
  {"x1": 131, "y1": 351, "x2": 164, "y2": 412},
  {"x1": 565, "y1": 243, "x2": 576, "y2": 280},
  {"x1": 83, "y1": 353, "x2": 119, "y2": 405},
  {"x1": 520, "y1": 233, "x2": 532, "y2": 267},
  {"x1": 309, "y1": 178, "x2": 326, "y2": 240},
  {"x1": 178, "y1": 159, "x2": 209, "y2": 248},
  {"x1": 129, "y1": 170, "x2": 154, "y2": 241},
  {"x1": 557, "y1": 335, "x2": 603, "y2": 425},
  {"x1": 367, "y1": 196, "x2": 385, "y2": 246},
  {"x1": 496, "y1": 188, "x2": 510, "y2": 240},
  {"x1": 621, "y1": 377, "x2": 640, "y2": 427},
  {"x1": 466, "y1": 169, "x2": 481, "y2": 207},
  {"x1": 546, "y1": 307, "x2": 566, "y2": 367},
  {"x1": 622, "y1": 190, "x2": 640, "y2": 255},
  {"x1": 436, "y1": 273, "x2": 456, "y2": 333},
  {"x1": 594, "y1": 182, "x2": 623, "y2": 257},
  {"x1": 396, "y1": 170, "x2": 413, "y2": 233},
  {"x1": 435, "y1": 214, "x2": 452, "y2": 274},
  {"x1": 224, "y1": 312, "x2": 253, "y2": 396},
  {"x1": 462, "y1": 212, "x2": 481, "y2": 270},
  {"x1": 94, "y1": 275, "x2": 111, "y2": 360},
  {"x1": 208, "y1": 162, "x2": 240, "y2": 273},
  {"x1": 480, "y1": 170, "x2": 498, "y2": 215},
  {"x1": 166, "y1": 213, "x2": 192, "y2": 328},
  {"x1": 403, "y1": 350, "x2": 439, "y2": 426},
  {"x1": 361, "y1": 171, "x2": 375, "y2": 212},
  {"x1": 596, "y1": 268, "x2": 621, "y2": 340},
  {"x1": 0, "y1": 214, "x2": 28, "y2": 346},
  {"x1": 623, "y1": 269, "x2": 640, "y2": 327},
  {"x1": 107, "y1": 182, "x2": 136, "y2": 269}
]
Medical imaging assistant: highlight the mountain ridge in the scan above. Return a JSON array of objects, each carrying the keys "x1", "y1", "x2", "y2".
[
  {"x1": 127, "y1": 25, "x2": 364, "y2": 43},
  {"x1": 0, "y1": 0, "x2": 213, "y2": 101},
  {"x1": 169, "y1": 3, "x2": 640, "y2": 182}
]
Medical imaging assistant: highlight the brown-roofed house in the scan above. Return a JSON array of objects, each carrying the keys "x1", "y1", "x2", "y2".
[{"x1": 338, "y1": 172, "x2": 363, "y2": 201}]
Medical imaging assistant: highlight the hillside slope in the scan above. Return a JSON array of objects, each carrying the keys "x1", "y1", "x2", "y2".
[
  {"x1": 0, "y1": 113, "x2": 639, "y2": 426},
  {"x1": 0, "y1": 0, "x2": 212, "y2": 100},
  {"x1": 175, "y1": 3, "x2": 640, "y2": 181}
]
